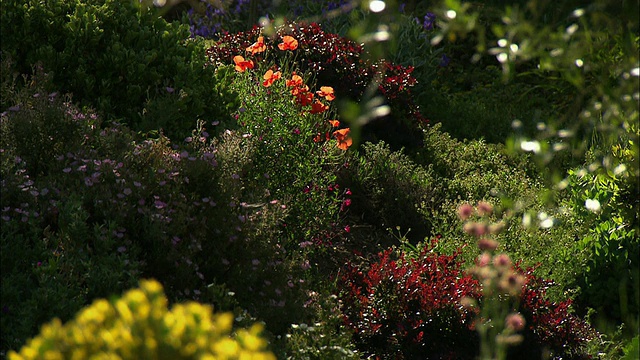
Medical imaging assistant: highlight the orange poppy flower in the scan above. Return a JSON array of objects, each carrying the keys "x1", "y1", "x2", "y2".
[
  {"x1": 333, "y1": 128, "x2": 353, "y2": 150},
  {"x1": 246, "y1": 36, "x2": 266, "y2": 55},
  {"x1": 294, "y1": 91, "x2": 314, "y2": 106},
  {"x1": 290, "y1": 84, "x2": 309, "y2": 96},
  {"x1": 316, "y1": 86, "x2": 336, "y2": 101},
  {"x1": 262, "y1": 69, "x2": 282, "y2": 87},
  {"x1": 328, "y1": 119, "x2": 340, "y2": 127},
  {"x1": 233, "y1": 55, "x2": 254, "y2": 72},
  {"x1": 310, "y1": 100, "x2": 329, "y2": 114},
  {"x1": 286, "y1": 73, "x2": 304, "y2": 88},
  {"x1": 278, "y1": 35, "x2": 299, "y2": 51},
  {"x1": 313, "y1": 132, "x2": 331, "y2": 143}
]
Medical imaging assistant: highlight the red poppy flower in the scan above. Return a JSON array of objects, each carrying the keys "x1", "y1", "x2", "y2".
[
  {"x1": 246, "y1": 36, "x2": 266, "y2": 55},
  {"x1": 316, "y1": 86, "x2": 335, "y2": 101},
  {"x1": 262, "y1": 69, "x2": 282, "y2": 87},
  {"x1": 278, "y1": 35, "x2": 299, "y2": 51},
  {"x1": 233, "y1": 55, "x2": 254, "y2": 72},
  {"x1": 310, "y1": 100, "x2": 329, "y2": 114},
  {"x1": 333, "y1": 128, "x2": 353, "y2": 150}
]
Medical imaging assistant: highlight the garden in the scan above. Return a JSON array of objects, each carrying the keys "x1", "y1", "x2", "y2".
[{"x1": 0, "y1": 0, "x2": 638, "y2": 358}]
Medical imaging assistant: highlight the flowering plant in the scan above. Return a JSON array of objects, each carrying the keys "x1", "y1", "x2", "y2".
[
  {"x1": 9, "y1": 280, "x2": 275, "y2": 360},
  {"x1": 206, "y1": 22, "x2": 427, "y2": 150}
]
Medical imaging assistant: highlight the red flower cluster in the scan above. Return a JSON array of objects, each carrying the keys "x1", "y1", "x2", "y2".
[
  {"x1": 338, "y1": 240, "x2": 480, "y2": 359},
  {"x1": 517, "y1": 266, "x2": 598, "y2": 359},
  {"x1": 338, "y1": 240, "x2": 597, "y2": 359}
]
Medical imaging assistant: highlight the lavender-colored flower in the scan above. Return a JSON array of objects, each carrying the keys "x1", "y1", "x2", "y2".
[
  {"x1": 423, "y1": 12, "x2": 436, "y2": 31},
  {"x1": 154, "y1": 199, "x2": 167, "y2": 209}
]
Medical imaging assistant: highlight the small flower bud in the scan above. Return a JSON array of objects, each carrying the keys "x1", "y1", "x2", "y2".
[
  {"x1": 505, "y1": 313, "x2": 526, "y2": 331},
  {"x1": 458, "y1": 203, "x2": 474, "y2": 220},
  {"x1": 477, "y1": 201, "x2": 493, "y2": 216},
  {"x1": 477, "y1": 238, "x2": 499, "y2": 252},
  {"x1": 473, "y1": 222, "x2": 488, "y2": 236},
  {"x1": 493, "y1": 253, "x2": 512, "y2": 269},
  {"x1": 488, "y1": 221, "x2": 506, "y2": 235},
  {"x1": 463, "y1": 222, "x2": 475, "y2": 235},
  {"x1": 501, "y1": 273, "x2": 526, "y2": 296},
  {"x1": 460, "y1": 296, "x2": 477, "y2": 309},
  {"x1": 476, "y1": 252, "x2": 492, "y2": 267}
]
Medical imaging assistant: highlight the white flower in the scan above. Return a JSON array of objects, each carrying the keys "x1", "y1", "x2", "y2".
[{"x1": 585, "y1": 199, "x2": 601, "y2": 213}]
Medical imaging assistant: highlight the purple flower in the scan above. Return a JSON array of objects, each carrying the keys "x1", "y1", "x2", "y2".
[
  {"x1": 154, "y1": 199, "x2": 167, "y2": 209},
  {"x1": 423, "y1": 12, "x2": 436, "y2": 31},
  {"x1": 439, "y1": 54, "x2": 451, "y2": 67}
]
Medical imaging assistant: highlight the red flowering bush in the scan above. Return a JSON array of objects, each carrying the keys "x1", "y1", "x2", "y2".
[
  {"x1": 338, "y1": 240, "x2": 597, "y2": 359},
  {"x1": 337, "y1": 240, "x2": 481, "y2": 359},
  {"x1": 515, "y1": 266, "x2": 598, "y2": 360}
]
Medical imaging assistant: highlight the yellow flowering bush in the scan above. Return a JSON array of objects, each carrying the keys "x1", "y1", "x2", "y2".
[{"x1": 9, "y1": 280, "x2": 275, "y2": 360}]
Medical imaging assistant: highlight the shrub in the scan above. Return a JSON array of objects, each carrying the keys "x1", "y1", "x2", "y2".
[
  {"x1": 337, "y1": 141, "x2": 442, "y2": 245},
  {"x1": 338, "y1": 239, "x2": 597, "y2": 359},
  {"x1": 516, "y1": 266, "x2": 599, "y2": 359},
  {"x1": 184, "y1": 0, "x2": 273, "y2": 37},
  {"x1": 8, "y1": 279, "x2": 275, "y2": 360},
  {"x1": 561, "y1": 167, "x2": 639, "y2": 333},
  {"x1": 0, "y1": 0, "x2": 238, "y2": 140},
  {"x1": 0, "y1": 64, "x2": 259, "y2": 352},
  {"x1": 338, "y1": 240, "x2": 480, "y2": 359},
  {"x1": 206, "y1": 22, "x2": 426, "y2": 150}
]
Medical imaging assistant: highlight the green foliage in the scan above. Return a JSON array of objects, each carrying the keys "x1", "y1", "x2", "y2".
[
  {"x1": 0, "y1": 0, "x2": 239, "y2": 140},
  {"x1": 279, "y1": 292, "x2": 358, "y2": 359},
  {"x1": 0, "y1": 64, "x2": 266, "y2": 352},
  {"x1": 226, "y1": 60, "x2": 352, "y2": 272},
  {"x1": 8, "y1": 279, "x2": 276, "y2": 360},
  {"x1": 339, "y1": 141, "x2": 441, "y2": 245},
  {"x1": 1, "y1": 0, "x2": 638, "y2": 358},
  {"x1": 562, "y1": 168, "x2": 639, "y2": 334},
  {"x1": 622, "y1": 335, "x2": 640, "y2": 360}
]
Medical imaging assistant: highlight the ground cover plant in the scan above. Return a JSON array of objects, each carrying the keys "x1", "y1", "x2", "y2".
[{"x1": 1, "y1": 0, "x2": 638, "y2": 359}]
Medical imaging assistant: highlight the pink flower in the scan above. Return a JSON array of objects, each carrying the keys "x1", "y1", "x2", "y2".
[
  {"x1": 476, "y1": 252, "x2": 491, "y2": 267},
  {"x1": 493, "y1": 253, "x2": 512, "y2": 268},
  {"x1": 458, "y1": 203, "x2": 474, "y2": 220},
  {"x1": 477, "y1": 238, "x2": 499, "y2": 251},
  {"x1": 477, "y1": 201, "x2": 493, "y2": 216},
  {"x1": 505, "y1": 313, "x2": 526, "y2": 331}
]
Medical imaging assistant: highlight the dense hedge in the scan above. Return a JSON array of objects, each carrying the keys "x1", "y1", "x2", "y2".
[{"x1": 0, "y1": 0, "x2": 238, "y2": 139}]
